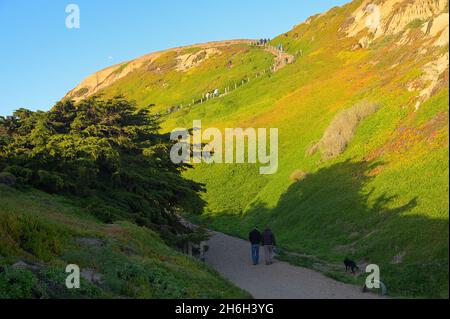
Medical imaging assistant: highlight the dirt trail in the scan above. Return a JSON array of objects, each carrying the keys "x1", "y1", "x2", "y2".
[
  {"x1": 205, "y1": 231, "x2": 382, "y2": 299},
  {"x1": 264, "y1": 46, "x2": 295, "y2": 72}
]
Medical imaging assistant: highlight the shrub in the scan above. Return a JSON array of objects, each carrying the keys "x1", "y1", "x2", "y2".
[
  {"x1": 407, "y1": 18, "x2": 425, "y2": 29},
  {"x1": 0, "y1": 266, "x2": 38, "y2": 299},
  {"x1": 309, "y1": 100, "x2": 380, "y2": 159},
  {"x1": 35, "y1": 170, "x2": 65, "y2": 193},
  {"x1": 38, "y1": 267, "x2": 103, "y2": 298},
  {"x1": 86, "y1": 202, "x2": 120, "y2": 224},
  {"x1": 0, "y1": 172, "x2": 16, "y2": 186},
  {"x1": 290, "y1": 170, "x2": 308, "y2": 182},
  {"x1": 73, "y1": 87, "x2": 89, "y2": 98},
  {"x1": 3, "y1": 166, "x2": 33, "y2": 184},
  {"x1": 0, "y1": 213, "x2": 68, "y2": 261}
]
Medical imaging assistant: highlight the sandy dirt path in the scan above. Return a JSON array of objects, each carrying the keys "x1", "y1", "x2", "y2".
[
  {"x1": 264, "y1": 46, "x2": 295, "y2": 72},
  {"x1": 205, "y1": 231, "x2": 382, "y2": 299}
]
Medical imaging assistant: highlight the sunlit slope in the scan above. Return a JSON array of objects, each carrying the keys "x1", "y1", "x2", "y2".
[
  {"x1": 160, "y1": 0, "x2": 449, "y2": 298},
  {"x1": 65, "y1": 0, "x2": 449, "y2": 298},
  {"x1": 66, "y1": 41, "x2": 274, "y2": 114}
]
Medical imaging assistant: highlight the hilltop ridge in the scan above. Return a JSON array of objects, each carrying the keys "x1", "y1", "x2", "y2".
[{"x1": 65, "y1": 39, "x2": 254, "y2": 102}]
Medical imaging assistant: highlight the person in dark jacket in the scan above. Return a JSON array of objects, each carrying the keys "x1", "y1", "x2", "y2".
[
  {"x1": 249, "y1": 227, "x2": 262, "y2": 265},
  {"x1": 261, "y1": 227, "x2": 276, "y2": 265}
]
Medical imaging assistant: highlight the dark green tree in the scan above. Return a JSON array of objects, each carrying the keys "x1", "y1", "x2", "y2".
[{"x1": 0, "y1": 96, "x2": 205, "y2": 244}]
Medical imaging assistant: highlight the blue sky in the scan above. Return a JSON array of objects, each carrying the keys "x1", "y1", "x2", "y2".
[{"x1": 0, "y1": 0, "x2": 349, "y2": 116}]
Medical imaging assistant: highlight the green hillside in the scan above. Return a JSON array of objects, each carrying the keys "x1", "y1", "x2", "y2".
[
  {"x1": 0, "y1": 185, "x2": 249, "y2": 299},
  {"x1": 102, "y1": 0, "x2": 447, "y2": 298},
  {"x1": 177, "y1": 1, "x2": 449, "y2": 297},
  {"x1": 66, "y1": 41, "x2": 274, "y2": 115},
  {"x1": 6, "y1": 0, "x2": 448, "y2": 299},
  {"x1": 104, "y1": 44, "x2": 273, "y2": 114}
]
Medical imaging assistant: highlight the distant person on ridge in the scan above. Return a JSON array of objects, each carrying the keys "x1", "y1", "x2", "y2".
[
  {"x1": 249, "y1": 226, "x2": 262, "y2": 265},
  {"x1": 262, "y1": 227, "x2": 276, "y2": 265}
]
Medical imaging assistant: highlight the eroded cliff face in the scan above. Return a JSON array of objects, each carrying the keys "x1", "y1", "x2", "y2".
[
  {"x1": 65, "y1": 51, "x2": 164, "y2": 102},
  {"x1": 343, "y1": 0, "x2": 448, "y2": 42},
  {"x1": 340, "y1": 0, "x2": 448, "y2": 110}
]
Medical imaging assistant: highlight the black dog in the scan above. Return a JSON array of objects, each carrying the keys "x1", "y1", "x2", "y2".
[{"x1": 344, "y1": 258, "x2": 359, "y2": 274}]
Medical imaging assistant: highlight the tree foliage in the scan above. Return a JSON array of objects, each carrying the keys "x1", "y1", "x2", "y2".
[{"x1": 0, "y1": 96, "x2": 205, "y2": 243}]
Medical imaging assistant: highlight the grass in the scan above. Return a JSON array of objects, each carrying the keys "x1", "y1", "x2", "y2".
[
  {"x1": 101, "y1": 44, "x2": 274, "y2": 114},
  {"x1": 407, "y1": 19, "x2": 426, "y2": 30},
  {"x1": 0, "y1": 185, "x2": 250, "y2": 299},
  {"x1": 154, "y1": 1, "x2": 447, "y2": 298},
  {"x1": 23, "y1": 0, "x2": 449, "y2": 299}
]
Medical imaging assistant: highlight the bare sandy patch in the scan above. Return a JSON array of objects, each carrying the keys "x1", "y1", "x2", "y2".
[{"x1": 175, "y1": 48, "x2": 222, "y2": 72}]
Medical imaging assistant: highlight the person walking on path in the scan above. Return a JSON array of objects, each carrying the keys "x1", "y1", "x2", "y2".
[
  {"x1": 262, "y1": 227, "x2": 276, "y2": 265},
  {"x1": 248, "y1": 227, "x2": 262, "y2": 265}
]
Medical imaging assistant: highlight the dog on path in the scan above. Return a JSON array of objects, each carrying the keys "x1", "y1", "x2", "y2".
[{"x1": 344, "y1": 258, "x2": 359, "y2": 274}]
